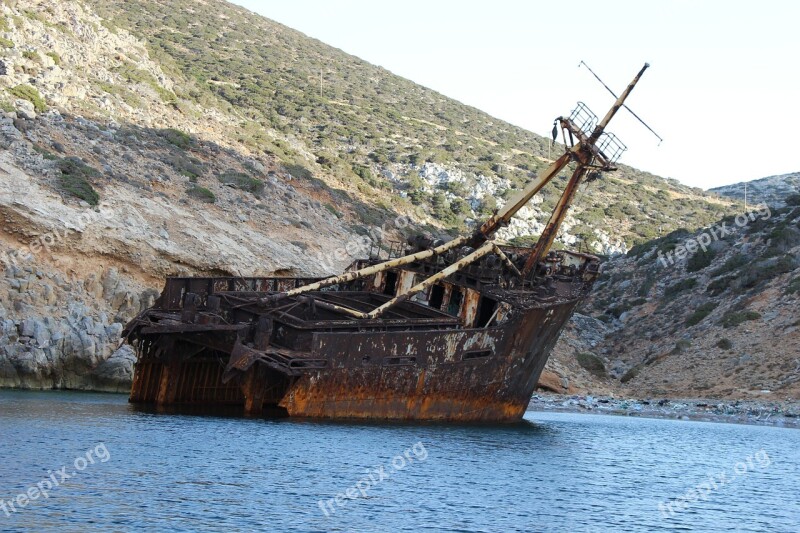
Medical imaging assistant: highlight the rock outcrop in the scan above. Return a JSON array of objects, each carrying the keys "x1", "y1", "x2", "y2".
[
  {"x1": 580, "y1": 200, "x2": 800, "y2": 400},
  {"x1": 711, "y1": 173, "x2": 800, "y2": 208}
]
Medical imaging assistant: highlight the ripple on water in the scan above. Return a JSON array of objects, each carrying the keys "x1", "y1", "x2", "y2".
[{"x1": 0, "y1": 391, "x2": 798, "y2": 532}]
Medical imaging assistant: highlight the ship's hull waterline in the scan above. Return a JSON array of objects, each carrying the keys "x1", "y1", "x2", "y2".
[{"x1": 126, "y1": 275, "x2": 583, "y2": 422}]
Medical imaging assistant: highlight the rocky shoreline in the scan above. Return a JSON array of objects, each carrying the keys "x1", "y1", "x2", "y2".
[{"x1": 528, "y1": 393, "x2": 800, "y2": 429}]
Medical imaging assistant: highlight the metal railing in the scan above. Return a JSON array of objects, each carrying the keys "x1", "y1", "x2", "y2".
[
  {"x1": 596, "y1": 132, "x2": 627, "y2": 164},
  {"x1": 568, "y1": 102, "x2": 598, "y2": 135}
]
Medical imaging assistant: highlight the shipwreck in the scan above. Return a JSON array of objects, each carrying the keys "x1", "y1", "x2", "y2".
[{"x1": 123, "y1": 64, "x2": 651, "y2": 421}]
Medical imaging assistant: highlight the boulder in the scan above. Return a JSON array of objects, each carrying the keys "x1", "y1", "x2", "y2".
[
  {"x1": 537, "y1": 370, "x2": 570, "y2": 394},
  {"x1": 14, "y1": 99, "x2": 36, "y2": 120},
  {"x1": 90, "y1": 345, "x2": 135, "y2": 392}
]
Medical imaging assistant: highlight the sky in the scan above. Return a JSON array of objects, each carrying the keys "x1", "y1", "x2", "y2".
[{"x1": 230, "y1": 0, "x2": 799, "y2": 190}]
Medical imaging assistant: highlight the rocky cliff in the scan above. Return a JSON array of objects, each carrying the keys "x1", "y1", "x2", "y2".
[
  {"x1": 711, "y1": 172, "x2": 800, "y2": 208},
  {"x1": 0, "y1": 109, "x2": 365, "y2": 390},
  {"x1": 0, "y1": 0, "x2": 382, "y2": 390},
  {"x1": 575, "y1": 198, "x2": 800, "y2": 400}
]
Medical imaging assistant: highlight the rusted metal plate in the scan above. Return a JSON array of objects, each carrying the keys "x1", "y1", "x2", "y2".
[
  {"x1": 126, "y1": 264, "x2": 587, "y2": 421},
  {"x1": 275, "y1": 302, "x2": 578, "y2": 421}
]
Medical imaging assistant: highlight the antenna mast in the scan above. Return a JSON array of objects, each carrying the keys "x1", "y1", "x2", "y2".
[{"x1": 519, "y1": 63, "x2": 650, "y2": 275}]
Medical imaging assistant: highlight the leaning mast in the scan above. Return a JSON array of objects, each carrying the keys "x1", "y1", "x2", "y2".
[{"x1": 275, "y1": 64, "x2": 651, "y2": 316}]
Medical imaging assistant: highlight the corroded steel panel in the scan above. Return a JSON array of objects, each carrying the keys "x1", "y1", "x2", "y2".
[
  {"x1": 126, "y1": 270, "x2": 585, "y2": 421},
  {"x1": 276, "y1": 301, "x2": 578, "y2": 421}
]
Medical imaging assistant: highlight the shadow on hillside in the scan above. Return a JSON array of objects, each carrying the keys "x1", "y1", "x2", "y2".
[{"x1": 17, "y1": 112, "x2": 439, "y2": 245}]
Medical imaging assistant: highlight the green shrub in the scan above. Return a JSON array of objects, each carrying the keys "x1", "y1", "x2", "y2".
[
  {"x1": 478, "y1": 195, "x2": 497, "y2": 216},
  {"x1": 98, "y1": 82, "x2": 143, "y2": 108},
  {"x1": 0, "y1": 99, "x2": 14, "y2": 113},
  {"x1": 763, "y1": 225, "x2": 800, "y2": 257},
  {"x1": 686, "y1": 248, "x2": 716, "y2": 273},
  {"x1": 22, "y1": 50, "x2": 39, "y2": 62},
  {"x1": 788, "y1": 277, "x2": 800, "y2": 295},
  {"x1": 450, "y1": 197, "x2": 469, "y2": 215},
  {"x1": 32, "y1": 144, "x2": 59, "y2": 160},
  {"x1": 738, "y1": 255, "x2": 798, "y2": 291},
  {"x1": 58, "y1": 157, "x2": 99, "y2": 177},
  {"x1": 163, "y1": 153, "x2": 204, "y2": 179},
  {"x1": 509, "y1": 235, "x2": 538, "y2": 248},
  {"x1": 685, "y1": 302, "x2": 718, "y2": 326},
  {"x1": 45, "y1": 51, "x2": 61, "y2": 65},
  {"x1": 160, "y1": 128, "x2": 192, "y2": 149},
  {"x1": 576, "y1": 352, "x2": 606, "y2": 378},
  {"x1": 716, "y1": 338, "x2": 733, "y2": 350},
  {"x1": 606, "y1": 301, "x2": 634, "y2": 319},
  {"x1": 628, "y1": 228, "x2": 690, "y2": 258},
  {"x1": 284, "y1": 163, "x2": 312, "y2": 180},
  {"x1": 707, "y1": 275, "x2": 734, "y2": 296},
  {"x1": 720, "y1": 310, "x2": 761, "y2": 329},
  {"x1": 8, "y1": 84, "x2": 46, "y2": 112},
  {"x1": 620, "y1": 364, "x2": 642, "y2": 383},
  {"x1": 637, "y1": 274, "x2": 656, "y2": 297},
  {"x1": 0, "y1": 17, "x2": 9, "y2": 32},
  {"x1": 672, "y1": 339, "x2": 692, "y2": 353},
  {"x1": 710, "y1": 254, "x2": 749, "y2": 278},
  {"x1": 352, "y1": 164, "x2": 374, "y2": 182},
  {"x1": 218, "y1": 171, "x2": 264, "y2": 195},
  {"x1": 187, "y1": 186, "x2": 215, "y2": 203},
  {"x1": 115, "y1": 61, "x2": 176, "y2": 102},
  {"x1": 408, "y1": 189, "x2": 426, "y2": 205},
  {"x1": 57, "y1": 157, "x2": 100, "y2": 205},
  {"x1": 324, "y1": 203, "x2": 342, "y2": 218},
  {"x1": 0, "y1": 37, "x2": 14, "y2": 48},
  {"x1": 666, "y1": 278, "x2": 697, "y2": 296},
  {"x1": 786, "y1": 194, "x2": 800, "y2": 207}
]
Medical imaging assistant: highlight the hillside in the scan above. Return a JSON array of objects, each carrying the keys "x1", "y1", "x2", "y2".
[
  {"x1": 89, "y1": 0, "x2": 745, "y2": 253},
  {"x1": 4, "y1": 0, "x2": 740, "y2": 254},
  {"x1": 573, "y1": 198, "x2": 800, "y2": 400},
  {"x1": 710, "y1": 172, "x2": 800, "y2": 208}
]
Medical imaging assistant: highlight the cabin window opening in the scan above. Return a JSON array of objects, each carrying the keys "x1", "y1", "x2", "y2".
[
  {"x1": 463, "y1": 350, "x2": 492, "y2": 360},
  {"x1": 446, "y1": 288, "x2": 463, "y2": 316},
  {"x1": 385, "y1": 356, "x2": 416, "y2": 366},
  {"x1": 476, "y1": 297, "x2": 498, "y2": 327},
  {"x1": 429, "y1": 284, "x2": 445, "y2": 310},
  {"x1": 383, "y1": 271, "x2": 398, "y2": 296}
]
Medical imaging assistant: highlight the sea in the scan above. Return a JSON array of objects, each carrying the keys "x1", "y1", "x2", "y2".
[{"x1": 0, "y1": 391, "x2": 798, "y2": 532}]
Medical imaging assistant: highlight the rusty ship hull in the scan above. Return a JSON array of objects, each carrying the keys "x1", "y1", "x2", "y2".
[
  {"x1": 276, "y1": 302, "x2": 580, "y2": 421},
  {"x1": 124, "y1": 64, "x2": 651, "y2": 423},
  {"x1": 125, "y1": 269, "x2": 586, "y2": 421}
]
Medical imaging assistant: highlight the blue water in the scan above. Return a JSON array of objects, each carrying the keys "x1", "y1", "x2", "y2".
[{"x1": 0, "y1": 391, "x2": 798, "y2": 532}]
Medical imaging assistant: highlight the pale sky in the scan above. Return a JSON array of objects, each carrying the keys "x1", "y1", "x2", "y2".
[{"x1": 231, "y1": 0, "x2": 799, "y2": 190}]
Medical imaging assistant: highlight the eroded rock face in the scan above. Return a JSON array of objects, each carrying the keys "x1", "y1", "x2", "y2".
[
  {"x1": 581, "y1": 202, "x2": 800, "y2": 400},
  {"x1": 541, "y1": 313, "x2": 617, "y2": 396},
  {"x1": 89, "y1": 345, "x2": 136, "y2": 393},
  {"x1": 0, "y1": 259, "x2": 151, "y2": 391},
  {"x1": 0, "y1": 102, "x2": 367, "y2": 393},
  {"x1": 0, "y1": 0, "x2": 372, "y2": 394}
]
